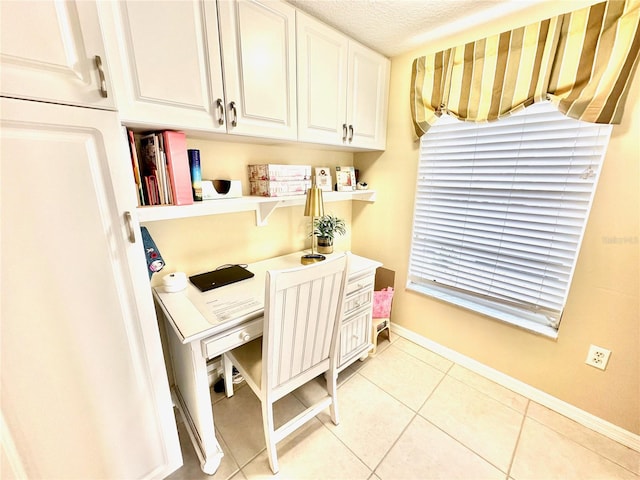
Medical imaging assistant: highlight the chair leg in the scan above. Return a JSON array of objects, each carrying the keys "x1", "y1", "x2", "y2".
[
  {"x1": 326, "y1": 369, "x2": 340, "y2": 425},
  {"x1": 262, "y1": 401, "x2": 279, "y2": 474},
  {"x1": 222, "y1": 354, "x2": 234, "y2": 397}
]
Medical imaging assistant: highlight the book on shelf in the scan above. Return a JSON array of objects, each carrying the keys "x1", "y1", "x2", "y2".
[
  {"x1": 123, "y1": 128, "x2": 145, "y2": 206},
  {"x1": 163, "y1": 131, "x2": 193, "y2": 206},
  {"x1": 127, "y1": 129, "x2": 195, "y2": 206},
  {"x1": 188, "y1": 149, "x2": 203, "y2": 201},
  {"x1": 141, "y1": 132, "x2": 170, "y2": 205},
  {"x1": 144, "y1": 175, "x2": 159, "y2": 205}
]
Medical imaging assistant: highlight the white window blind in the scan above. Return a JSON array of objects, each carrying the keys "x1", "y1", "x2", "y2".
[{"x1": 409, "y1": 101, "x2": 611, "y2": 332}]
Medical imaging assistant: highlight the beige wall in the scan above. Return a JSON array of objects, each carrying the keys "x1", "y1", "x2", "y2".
[
  {"x1": 353, "y1": 4, "x2": 640, "y2": 434},
  {"x1": 144, "y1": 139, "x2": 355, "y2": 286}
]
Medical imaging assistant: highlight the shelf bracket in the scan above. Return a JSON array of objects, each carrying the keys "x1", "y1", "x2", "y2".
[{"x1": 256, "y1": 200, "x2": 281, "y2": 226}]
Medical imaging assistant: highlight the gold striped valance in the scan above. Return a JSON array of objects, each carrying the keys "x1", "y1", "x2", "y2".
[
  {"x1": 411, "y1": 0, "x2": 640, "y2": 137},
  {"x1": 550, "y1": 0, "x2": 640, "y2": 123}
]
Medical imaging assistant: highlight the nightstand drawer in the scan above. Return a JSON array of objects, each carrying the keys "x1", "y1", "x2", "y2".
[
  {"x1": 343, "y1": 288, "x2": 373, "y2": 316},
  {"x1": 201, "y1": 317, "x2": 263, "y2": 359},
  {"x1": 345, "y1": 272, "x2": 375, "y2": 296},
  {"x1": 339, "y1": 307, "x2": 372, "y2": 365}
]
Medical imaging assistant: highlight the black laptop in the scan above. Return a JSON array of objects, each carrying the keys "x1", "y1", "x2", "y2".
[{"x1": 189, "y1": 265, "x2": 254, "y2": 292}]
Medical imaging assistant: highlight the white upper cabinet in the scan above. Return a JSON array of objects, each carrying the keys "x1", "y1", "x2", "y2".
[
  {"x1": 218, "y1": 0, "x2": 298, "y2": 140},
  {"x1": 97, "y1": 0, "x2": 387, "y2": 149},
  {"x1": 98, "y1": 1, "x2": 225, "y2": 131},
  {"x1": 296, "y1": 12, "x2": 348, "y2": 146},
  {"x1": 0, "y1": 0, "x2": 115, "y2": 110},
  {"x1": 347, "y1": 43, "x2": 390, "y2": 150},
  {"x1": 101, "y1": 0, "x2": 297, "y2": 141},
  {"x1": 296, "y1": 12, "x2": 390, "y2": 150}
]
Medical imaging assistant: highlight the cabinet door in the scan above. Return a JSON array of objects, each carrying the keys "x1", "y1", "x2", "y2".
[
  {"x1": 296, "y1": 11, "x2": 348, "y2": 146},
  {"x1": 0, "y1": 98, "x2": 181, "y2": 479},
  {"x1": 99, "y1": 0, "x2": 225, "y2": 131},
  {"x1": 218, "y1": 0, "x2": 297, "y2": 140},
  {"x1": 346, "y1": 43, "x2": 390, "y2": 150},
  {"x1": 0, "y1": 0, "x2": 114, "y2": 109}
]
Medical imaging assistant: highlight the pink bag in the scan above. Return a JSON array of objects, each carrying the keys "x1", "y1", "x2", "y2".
[{"x1": 372, "y1": 287, "x2": 394, "y2": 318}]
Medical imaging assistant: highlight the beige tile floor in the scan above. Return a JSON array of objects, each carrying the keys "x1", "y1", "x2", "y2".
[{"x1": 167, "y1": 334, "x2": 640, "y2": 480}]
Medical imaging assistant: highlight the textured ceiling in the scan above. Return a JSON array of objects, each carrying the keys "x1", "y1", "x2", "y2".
[{"x1": 286, "y1": 0, "x2": 581, "y2": 58}]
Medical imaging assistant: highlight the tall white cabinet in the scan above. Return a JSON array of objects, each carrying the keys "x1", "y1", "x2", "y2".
[
  {"x1": 0, "y1": 2, "x2": 181, "y2": 479},
  {"x1": 296, "y1": 11, "x2": 390, "y2": 150}
]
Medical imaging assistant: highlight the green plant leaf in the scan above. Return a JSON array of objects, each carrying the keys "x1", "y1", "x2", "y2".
[{"x1": 312, "y1": 214, "x2": 346, "y2": 240}]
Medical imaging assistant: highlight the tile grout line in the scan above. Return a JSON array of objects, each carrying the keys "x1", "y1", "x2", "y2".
[
  {"x1": 315, "y1": 371, "x2": 382, "y2": 478},
  {"x1": 368, "y1": 361, "x2": 452, "y2": 477},
  {"x1": 524, "y1": 415, "x2": 640, "y2": 476},
  {"x1": 393, "y1": 335, "x2": 640, "y2": 470},
  {"x1": 417, "y1": 364, "x2": 517, "y2": 477},
  {"x1": 505, "y1": 398, "x2": 531, "y2": 479}
]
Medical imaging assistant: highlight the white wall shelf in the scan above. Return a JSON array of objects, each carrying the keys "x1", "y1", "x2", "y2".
[{"x1": 137, "y1": 189, "x2": 376, "y2": 226}]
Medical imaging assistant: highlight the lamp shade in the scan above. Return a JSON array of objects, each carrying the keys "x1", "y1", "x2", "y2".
[{"x1": 304, "y1": 185, "x2": 324, "y2": 217}]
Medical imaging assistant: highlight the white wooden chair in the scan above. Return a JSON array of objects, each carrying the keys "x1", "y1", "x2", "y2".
[{"x1": 222, "y1": 252, "x2": 350, "y2": 474}]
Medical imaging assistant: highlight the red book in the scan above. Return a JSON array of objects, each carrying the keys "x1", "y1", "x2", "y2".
[{"x1": 162, "y1": 131, "x2": 194, "y2": 205}]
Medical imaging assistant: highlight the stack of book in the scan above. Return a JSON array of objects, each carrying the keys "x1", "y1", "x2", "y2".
[
  {"x1": 125, "y1": 129, "x2": 194, "y2": 206},
  {"x1": 248, "y1": 164, "x2": 311, "y2": 197}
]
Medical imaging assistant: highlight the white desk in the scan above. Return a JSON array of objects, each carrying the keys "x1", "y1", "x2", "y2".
[{"x1": 154, "y1": 251, "x2": 381, "y2": 474}]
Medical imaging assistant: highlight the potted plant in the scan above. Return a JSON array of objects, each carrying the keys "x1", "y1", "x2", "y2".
[{"x1": 313, "y1": 214, "x2": 346, "y2": 254}]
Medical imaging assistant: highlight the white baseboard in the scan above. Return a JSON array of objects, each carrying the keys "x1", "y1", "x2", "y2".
[{"x1": 391, "y1": 323, "x2": 640, "y2": 453}]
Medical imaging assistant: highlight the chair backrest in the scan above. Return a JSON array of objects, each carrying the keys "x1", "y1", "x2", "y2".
[{"x1": 262, "y1": 253, "x2": 350, "y2": 400}]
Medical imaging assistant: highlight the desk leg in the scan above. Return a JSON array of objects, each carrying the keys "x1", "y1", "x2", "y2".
[{"x1": 167, "y1": 327, "x2": 223, "y2": 475}]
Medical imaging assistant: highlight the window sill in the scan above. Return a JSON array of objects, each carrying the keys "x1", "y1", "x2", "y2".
[{"x1": 407, "y1": 281, "x2": 559, "y2": 339}]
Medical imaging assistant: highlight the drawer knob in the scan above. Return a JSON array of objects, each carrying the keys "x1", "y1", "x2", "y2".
[{"x1": 240, "y1": 332, "x2": 251, "y2": 342}]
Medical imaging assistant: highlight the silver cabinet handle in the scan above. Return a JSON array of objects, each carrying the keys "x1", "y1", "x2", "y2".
[
  {"x1": 342, "y1": 124, "x2": 348, "y2": 142},
  {"x1": 215, "y1": 98, "x2": 224, "y2": 125},
  {"x1": 94, "y1": 55, "x2": 108, "y2": 98},
  {"x1": 229, "y1": 101, "x2": 238, "y2": 127},
  {"x1": 348, "y1": 124, "x2": 354, "y2": 142},
  {"x1": 124, "y1": 211, "x2": 136, "y2": 243}
]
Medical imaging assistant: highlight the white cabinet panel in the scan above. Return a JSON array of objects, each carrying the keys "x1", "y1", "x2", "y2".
[
  {"x1": 296, "y1": 12, "x2": 348, "y2": 145},
  {"x1": 99, "y1": 0, "x2": 225, "y2": 131},
  {"x1": 0, "y1": 98, "x2": 181, "y2": 479},
  {"x1": 218, "y1": 0, "x2": 298, "y2": 140},
  {"x1": 0, "y1": 0, "x2": 114, "y2": 109},
  {"x1": 297, "y1": 12, "x2": 389, "y2": 150},
  {"x1": 348, "y1": 43, "x2": 390, "y2": 149}
]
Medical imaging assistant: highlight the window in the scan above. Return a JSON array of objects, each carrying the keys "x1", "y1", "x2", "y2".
[{"x1": 408, "y1": 101, "x2": 612, "y2": 337}]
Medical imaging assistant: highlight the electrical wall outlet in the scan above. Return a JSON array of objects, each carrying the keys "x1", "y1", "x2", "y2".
[{"x1": 585, "y1": 344, "x2": 611, "y2": 370}]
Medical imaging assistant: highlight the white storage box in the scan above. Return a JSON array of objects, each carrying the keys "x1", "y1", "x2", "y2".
[{"x1": 202, "y1": 179, "x2": 242, "y2": 200}]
